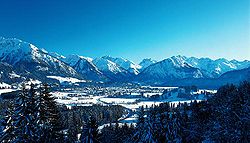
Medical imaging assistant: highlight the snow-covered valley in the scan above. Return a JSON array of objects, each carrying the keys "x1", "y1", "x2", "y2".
[
  {"x1": 0, "y1": 37, "x2": 248, "y2": 143},
  {"x1": 46, "y1": 85, "x2": 216, "y2": 131},
  {"x1": 51, "y1": 86, "x2": 213, "y2": 110}
]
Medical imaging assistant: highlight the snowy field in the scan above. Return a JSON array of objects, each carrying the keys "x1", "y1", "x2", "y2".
[
  {"x1": 119, "y1": 113, "x2": 138, "y2": 123},
  {"x1": 113, "y1": 100, "x2": 202, "y2": 110},
  {"x1": 0, "y1": 89, "x2": 16, "y2": 95},
  {"x1": 143, "y1": 92, "x2": 162, "y2": 97},
  {"x1": 51, "y1": 91, "x2": 105, "y2": 107},
  {"x1": 141, "y1": 86, "x2": 178, "y2": 89},
  {"x1": 52, "y1": 90, "x2": 203, "y2": 111},
  {"x1": 51, "y1": 85, "x2": 215, "y2": 111},
  {"x1": 47, "y1": 76, "x2": 86, "y2": 83},
  {"x1": 51, "y1": 87, "x2": 207, "y2": 131},
  {"x1": 192, "y1": 89, "x2": 217, "y2": 94},
  {"x1": 0, "y1": 82, "x2": 17, "y2": 95},
  {"x1": 99, "y1": 97, "x2": 138, "y2": 104}
]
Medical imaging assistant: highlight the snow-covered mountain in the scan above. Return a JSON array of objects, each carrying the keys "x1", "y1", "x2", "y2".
[
  {"x1": 136, "y1": 55, "x2": 250, "y2": 84},
  {"x1": 0, "y1": 62, "x2": 24, "y2": 84},
  {"x1": 100, "y1": 56, "x2": 141, "y2": 75},
  {"x1": 0, "y1": 37, "x2": 81, "y2": 83},
  {"x1": 62, "y1": 55, "x2": 109, "y2": 81},
  {"x1": 48, "y1": 52, "x2": 66, "y2": 60},
  {"x1": 219, "y1": 66, "x2": 250, "y2": 82},
  {"x1": 0, "y1": 37, "x2": 249, "y2": 85},
  {"x1": 93, "y1": 56, "x2": 132, "y2": 81},
  {"x1": 166, "y1": 55, "x2": 250, "y2": 78},
  {"x1": 139, "y1": 58, "x2": 157, "y2": 71},
  {"x1": 137, "y1": 56, "x2": 204, "y2": 84},
  {"x1": 163, "y1": 66, "x2": 250, "y2": 88}
]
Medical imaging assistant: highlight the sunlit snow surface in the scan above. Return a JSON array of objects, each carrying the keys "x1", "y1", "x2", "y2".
[
  {"x1": 47, "y1": 76, "x2": 86, "y2": 83},
  {"x1": 0, "y1": 89, "x2": 16, "y2": 95},
  {"x1": 51, "y1": 86, "x2": 209, "y2": 110},
  {"x1": 0, "y1": 82, "x2": 15, "y2": 95},
  {"x1": 103, "y1": 100, "x2": 202, "y2": 110},
  {"x1": 141, "y1": 86, "x2": 178, "y2": 89},
  {"x1": 0, "y1": 82, "x2": 11, "y2": 88},
  {"x1": 52, "y1": 91, "x2": 104, "y2": 107},
  {"x1": 51, "y1": 86, "x2": 213, "y2": 130},
  {"x1": 99, "y1": 98, "x2": 138, "y2": 104}
]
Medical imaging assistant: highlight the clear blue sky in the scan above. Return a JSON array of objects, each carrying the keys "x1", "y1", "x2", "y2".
[{"x1": 0, "y1": 0, "x2": 249, "y2": 63}]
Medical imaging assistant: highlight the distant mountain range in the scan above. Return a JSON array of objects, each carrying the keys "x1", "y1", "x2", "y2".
[
  {"x1": 0, "y1": 37, "x2": 80, "y2": 84},
  {"x1": 0, "y1": 37, "x2": 249, "y2": 88},
  {"x1": 163, "y1": 67, "x2": 250, "y2": 89}
]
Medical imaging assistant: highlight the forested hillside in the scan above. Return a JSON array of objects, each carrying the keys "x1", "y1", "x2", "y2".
[{"x1": 0, "y1": 82, "x2": 249, "y2": 142}]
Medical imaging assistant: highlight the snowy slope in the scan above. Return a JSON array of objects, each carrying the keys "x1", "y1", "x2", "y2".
[
  {"x1": 139, "y1": 58, "x2": 157, "y2": 71},
  {"x1": 0, "y1": 37, "x2": 249, "y2": 85},
  {"x1": 62, "y1": 54, "x2": 87, "y2": 66},
  {"x1": 138, "y1": 55, "x2": 250, "y2": 83},
  {"x1": 137, "y1": 56, "x2": 204, "y2": 84},
  {"x1": 219, "y1": 66, "x2": 250, "y2": 82},
  {"x1": 137, "y1": 55, "x2": 250, "y2": 84},
  {"x1": 180, "y1": 56, "x2": 250, "y2": 77},
  {"x1": 63, "y1": 55, "x2": 109, "y2": 81},
  {"x1": 101, "y1": 56, "x2": 141, "y2": 75},
  {"x1": 163, "y1": 67, "x2": 250, "y2": 88},
  {"x1": 93, "y1": 57, "x2": 132, "y2": 81},
  {"x1": 0, "y1": 37, "x2": 81, "y2": 82},
  {"x1": 0, "y1": 62, "x2": 24, "y2": 84},
  {"x1": 49, "y1": 52, "x2": 66, "y2": 60},
  {"x1": 47, "y1": 76, "x2": 86, "y2": 83},
  {"x1": 93, "y1": 57, "x2": 125, "y2": 73}
]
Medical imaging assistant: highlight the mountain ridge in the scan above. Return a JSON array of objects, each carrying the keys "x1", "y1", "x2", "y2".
[{"x1": 0, "y1": 37, "x2": 249, "y2": 86}]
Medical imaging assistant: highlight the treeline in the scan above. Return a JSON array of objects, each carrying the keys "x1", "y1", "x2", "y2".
[
  {"x1": 80, "y1": 82, "x2": 249, "y2": 143},
  {"x1": 99, "y1": 123, "x2": 135, "y2": 143},
  {"x1": 0, "y1": 81, "x2": 249, "y2": 142},
  {"x1": 0, "y1": 84, "x2": 127, "y2": 143},
  {"x1": 127, "y1": 81, "x2": 250, "y2": 142},
  {"x1": 60, "y1": 105, "x2": 126, "y2": 142},
  {"x1": 0, "y1": 84, "x2": 62, "y2": 142}
]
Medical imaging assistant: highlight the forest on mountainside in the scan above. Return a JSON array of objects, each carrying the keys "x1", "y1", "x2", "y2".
[{"x1": 0, "y1": 82, "x2": 249, "y2": 143}]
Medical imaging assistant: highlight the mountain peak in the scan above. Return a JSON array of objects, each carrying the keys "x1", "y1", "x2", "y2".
[
  {"x1": 0, "y1": 37, "x2": 81, "y2": 83},
  {"x1": 78, "y1": 56, "x2": 93, "y2": 62},
  {"x1": 0, "y1": 37, "x2": 41, "y2": 65},
  {"x1": 168, "y1": 55, "x2": 189, "y2": 67},
  {"x1": 49, "y1": 52, "x2": 66, "y2": 60},
  {"x1": 101, "y1": 55, "x2": 113, "y2": 59},
  {"x1": 139, "y1": 58, "x2": 157, "y2": 70},
  {"x1": 0, "y1": 37, "x2": 38, "y2": 52},
  {"x1": 99, "y1": 56, "x2": 141, "y2": 75}
]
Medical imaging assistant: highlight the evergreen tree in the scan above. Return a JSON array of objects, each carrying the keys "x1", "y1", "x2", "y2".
[
  {"x1": 12, "y1": 85, "x2": 36, "y2": 142},
  {"x1": 0, "y1": 83, "x2": 65, "y2": 142},
  {"x1": 35, "y1": 84, "x2": 47, "y2": 142},
  {"x1": 80, "y1": 116, "x2": 99, "y2": 143},
  {"x1": 131, "y1": 106, "x2": 145, "y2": 142},
  {"x1": 67, "y1": 111, "x2": 79, "y2": 142},
  {"x1": 207, "y1": 82, "x2": 250, "y2": 142},
  {"x1": 143, "y1": 114, "x2": 157, "y2": 143},
  {"x1": 237, "y1": 81, "x2": 250, "y2": 142},
  {"x1": 41, "y1": 83, "x2": 63, "y2": 143},
  {"x1": 0, "y1": 104, "x2": 14, "y2": 142},
  {"x1": 27, "y1": 84, "x2": 38, "y2": 141}
]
